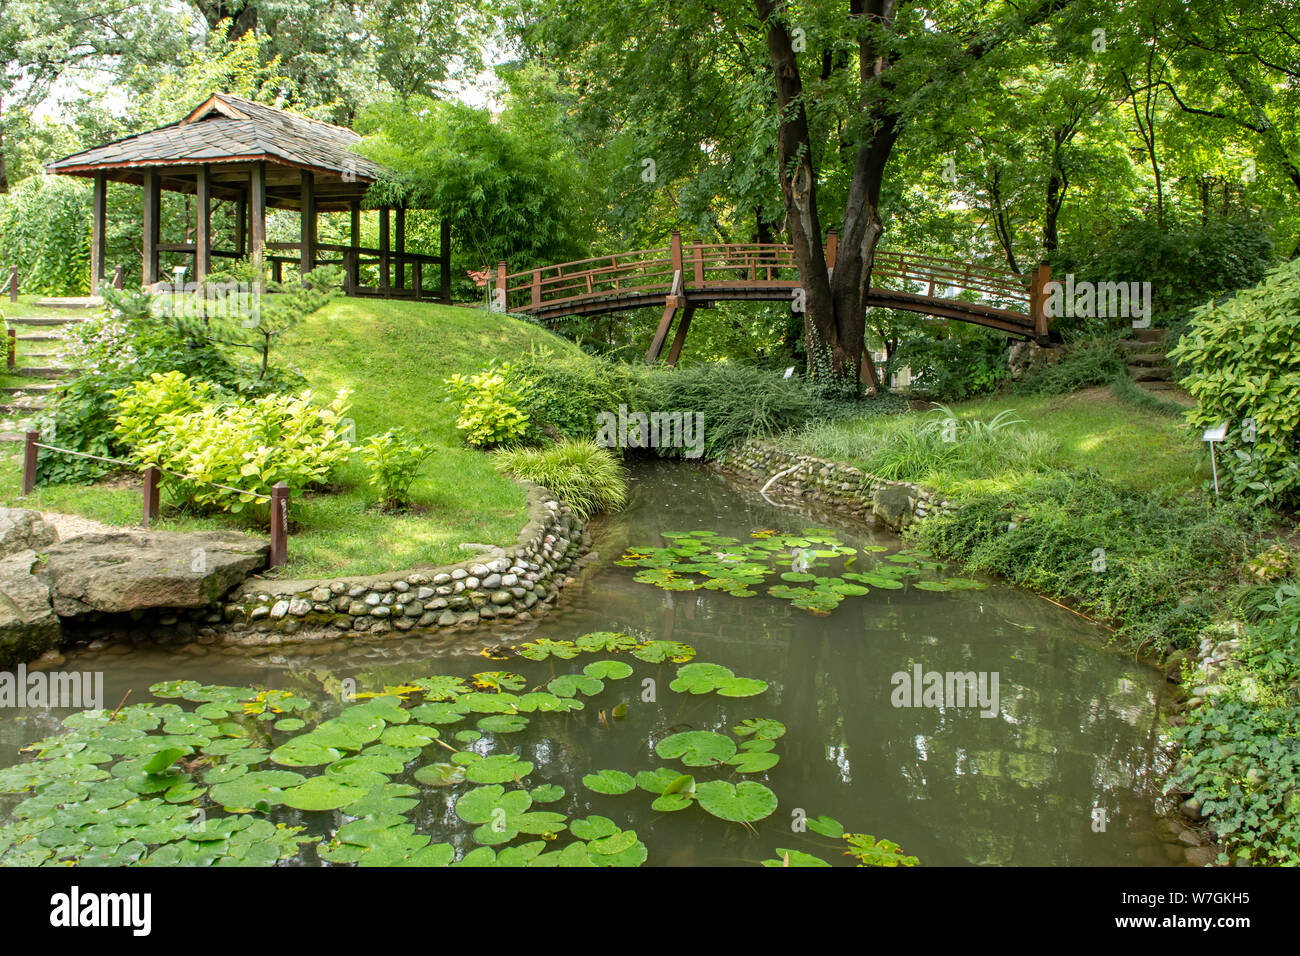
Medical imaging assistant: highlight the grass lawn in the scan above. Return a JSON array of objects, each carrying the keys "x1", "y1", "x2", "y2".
[
  {"x1": 777, "y1": 386, "x2": 1204, "y2": 498},
  {"x1": 0, "y1": 298, "x2": 590, "y2": 577}
]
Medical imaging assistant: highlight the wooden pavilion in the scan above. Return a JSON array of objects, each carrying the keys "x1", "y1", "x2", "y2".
[{"x1": 46, "y1": 93, "x2": 449, "y2": 300}]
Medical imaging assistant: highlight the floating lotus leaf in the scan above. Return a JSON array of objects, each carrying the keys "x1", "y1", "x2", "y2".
[
  {"x1": 411, "y1": 676, "x2": 471, "y2": 701},
  {"x1": 270, "y1": 738, "x2": 343, "y2": 768},
  {"x1": 471, "y1": 672, "x2": 527, "y2": 693},
  {"x1": 141, "y1": 747, "x2": 190, "y2": 775},
  {"x1": 459, "y1": 692, "x2": 523, "y2": 714},
  {"x1": 668, "y1": 663, "x2": 735, "y2": 695},
  {"x1": 451, "y1": 752, "x2": 533, "y2": 784},
  {"x1": 725, "y1": 751, "x2": 779, "y2": 773},
  {"x1": 912, "y1": 580, "x2": 953, "y2": 591},
  {"x1": 515, "y1": 639, "x2": 580, "y2": 661},
  {"x1": 408, "y1": 701, "x2": 470, "y2": 724},
  {"x1": 630, "y1": 640, "x2": 696, "y2": 664},
  {"x1": 209, "y1": 770, "x2": 305, "y2": 809},
  {"x1": 455, "y1": 730, "x2": 483, "y2": 744},
  {"x1": 413, "y1": 762, "x2": 467, "y2": 787},
  {"x1": 651, "y1": 793, "x2": 693, "y2": 812},
  {"x1": 547, "y1": 674, "x2": 604, "y2": 698},
  {"x1": 635, "y1": 767, "x2": 681, "y2": 794},
  {"x1": 806, "y1": 815, "x2": 845, "y2": 838},
  {"x1": 574, "y1": 632, "x2": 640, "y2": 653},
  {"x1": 568, "y1": 815, "x2": 618, "y2": 841},
  {"x1": 274, "y1": 718, "x2": 306, "y2": 732},
  {"x1": 694, "y1": 780, "x2": 778, "y2": 823},
  {"x1": 655, "y1": 731, "x2": 736, "y2": 767},
  {"x1": 380, "y1": 725, "x2": 437, "y2": 748},
  {"x1": 455, "y1": 784, "x2": 532, "y2": 825},
  {"x1": 278, "y1": 776, "x2": 369, "y2": 812},
  {"x1": 582, "y1": 660, "x2": 633, "y2": 681},
  {"x1": 733, "y1": 718, "x2": 786, "y2": 740},
  {"x1": 582, "y1": 770, "x2": 636, "y2": 795},
  {"x1": 780, "y1": 572, "x2": 816, "y2": 583},
  {"x1": 520, "y1": 784, "x2": 560, "y2": 805},
  {"x1": 477, "y1": 714, "x2": 529, "y2": 734},
  {"x1": 762, "y1": 849, "x2": 832, "y2": 867},
  {"x1": 513, "y1": 692, "x2": 584, "y2": 713}
]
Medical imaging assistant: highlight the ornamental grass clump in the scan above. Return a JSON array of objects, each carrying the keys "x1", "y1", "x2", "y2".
[{"x1": 493, "y1": 439, "x2": 627, "y2": 519}]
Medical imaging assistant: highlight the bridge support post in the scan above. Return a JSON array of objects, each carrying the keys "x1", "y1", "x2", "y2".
[
  {"x1": 1030, "y1": 262, "x2": 1052, "y2": 344},
  {"x1": 665, "y1": 307, "x2": 695, "y2": 366},
  {"x1": 495, "y1": 261, "x2": 507, "y2": 312}
]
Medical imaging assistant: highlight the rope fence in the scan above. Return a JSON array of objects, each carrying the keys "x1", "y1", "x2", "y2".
[{"x1": 20, "y1": 431, "x2": 289, "y2": 568}]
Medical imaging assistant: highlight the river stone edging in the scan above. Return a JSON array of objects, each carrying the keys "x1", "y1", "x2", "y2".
[
  {"x1": 712, "y1": 440, "x2": 956, "y2": 530},
  {"x1": 217, "y1": 483, "x2": 588, "y2": 646}
]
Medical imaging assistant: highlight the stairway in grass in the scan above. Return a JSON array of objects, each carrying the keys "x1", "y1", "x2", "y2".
[
  {"x1": 1, "y1": 313, "x2": 85, "y2": 442},
  {"x1": 1119, "y1": 327, "x2": 1194, "y2": 404}
]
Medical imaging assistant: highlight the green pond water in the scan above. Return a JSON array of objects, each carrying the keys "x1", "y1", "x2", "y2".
[{"x1": 0, "y1": 461, "x2": 1176, "y2": 866}]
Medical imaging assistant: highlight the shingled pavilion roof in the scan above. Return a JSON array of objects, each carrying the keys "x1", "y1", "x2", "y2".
[{"x1": 46, "y1": 93, "x2": 386, "y2": 210}]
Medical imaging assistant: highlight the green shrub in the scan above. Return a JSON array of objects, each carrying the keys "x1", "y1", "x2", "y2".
[
  {"x1": 641, "y1": 363, "x2": 820, "y2": 459},
  {"x1": 114, "y1": 374, "x2": 354, "y2": 517},
  {"x1": 912, "y1": 471, "x2": 1260, "y2": 655},
  {"x1": 360, "y1": 428, "x2": 433, "y2": 510},
  {"x1": 891, "y1": 324, "x2": 1010, "y2": 401},
  {"x1": 493, "y1": 439, "x2": 627, "y2": 519},
  {"x1": 1060, "y1": 218, "x2": 1276, "y2": 335},
  {"x1": 111, "y1": 371, "x2": 216, "y2": 450},
  {"x1": 0, "y1": 175, "x2": 91, "y2": 296},
  {"x1": 1013, "y1": 338, "x2": 1124, "y2": 396},
  {"x1": 35, "y1": 288, "x2": 303, "y2": 484},
  {"x1": 1169, "y1": 258, "x2": 1300, "y2": 508},
  {"x1": 509, "y1": 348, "x2": 645, "y2": 442},
  {"x1": 1168, "y1": 585, "x2": 1300, "y2": 865},
  {"x1": 443, "y1": 362, "x2": 531, "y2": 448}
]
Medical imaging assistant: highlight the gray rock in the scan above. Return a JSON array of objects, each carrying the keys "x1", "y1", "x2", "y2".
[
  {"x1": 0, "y1": 550, "x2": 61, "y2": 668},
  {"x1": 41, "y1": 530, "x2": 268, "y2": 617},
  {"x1": 391, "y1": 580, "x2": 409, "y2": 593},
  {"x1": 0, "y1": 508, "x2": 57, "y2": 559},
  {"x1": 482, "y1": 573, "x2": 502, "y2": 589},
  {"x1": 370, "y1": 606, "x2": 391, "y2": 618},
  {"x1": 490, "y1": 590, "x2": 512, "y2": 606},
  {"x1": 437, "y1": 610, "x2": 457, "y2": 626},
  {"x1": 347, "y1": 601, "x2": 369, "y2": 616},
  {"x1": 364, "y1": 592, "x2": 382, "y2": 606},
  {"x1": 288, "y1": 598, "x2": 312, "y2": 617},
  {"x1": 310, "y1": 586, "x2": 332, "y2": 603},
  {"x1": 403, "y1": 601, "x2": 424, "y2": 617},
  {"x1": 269, "y1": 600, "x2": 290, "y2": 620},
  {"x1": 871, "y1": 484, "x2": 915, "y2": 532}
]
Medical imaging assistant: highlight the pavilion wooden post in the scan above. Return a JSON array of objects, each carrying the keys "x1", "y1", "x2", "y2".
[
  {"x1": 300, "y1": 170, "x2": 317, "y2": 281},
  {"x1": 394, "y1": 206, "x2": 406, "y2": 291},
  {"x1": 249, "y1": 162, "x2": 268, "y2": 278},
  {"x1": 90, "y1": 172, "x2": 107, "y2": 293},
  {"x1": 234, "y1": 193, "x2": 247, "y2": 258},
  {"x1": 378, "y1": 207, "x2": 391, "y2": 296},
  {"x1": 1030, "y1": 262, "x2": 1052, "y2": 344},
  {"x1": 195, "y1": 165, "x2": 212, "y2": 283},
  {"x1": 439, "y1": 219, "x2": 452, "y2": 303},
  {"x1": 142, "y1": 169, "x2": 161, "y2": 286},
  {"x1": 269, "y1": 482, "x2": 289, "y2": 568},
  {"x1": 142, "y1": 466, "x2": 160, "y2": 526},
  {"x1": 112, "y1": 265, "x2": 123, "y2": 289},
  {"x1": 344, "y1": 200, "x2": 361, "y2": 295}
]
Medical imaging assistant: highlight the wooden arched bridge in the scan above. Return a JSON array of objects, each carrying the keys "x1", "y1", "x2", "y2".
[{"x1": 495, "y1": 231, "x2": 1053, "y2": 365}]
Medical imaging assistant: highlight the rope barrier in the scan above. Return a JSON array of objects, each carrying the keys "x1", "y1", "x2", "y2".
[{"x1": 31, "y1": 441, "x2": 273, "y2": 502}]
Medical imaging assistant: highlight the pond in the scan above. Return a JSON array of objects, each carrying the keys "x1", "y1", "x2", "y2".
[{"x1": 0, "y1": 461, "x2": 1175, "y2": 866}]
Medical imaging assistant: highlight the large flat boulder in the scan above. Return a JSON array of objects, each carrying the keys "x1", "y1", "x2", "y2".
[
  {"x1": 0, "y1": 508, "x2": 58, "y2": 559},
  {"x1": 0, "y1": 549, "x2": 61, "y2": 668},
  {"x1": 41, "y1": 529, "x2": 269, "y2": 617}
]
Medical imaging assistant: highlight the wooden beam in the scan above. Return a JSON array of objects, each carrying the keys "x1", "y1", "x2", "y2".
[
  {"x1": 142, "y1": 169, "x2": 160, "y2": 286},
  {"x1": 665, "y1": 306, "x2": 696, "y2": 366},
  {"x1": 300, "y1": 170, "x2": 316, "y2": 278},
  {"x1": 195, "y1": 165, "x2": 212, "y2": 282},
  {"x1": 249, "y1": 161, "x2": 267, "y2": 272},
  {"x1": 1030, "y1": 262, "x2": 1051, "y2": 344},
  {"x1": 90, "y1": 172, "x2": 107, "y2": 293},
  {"x1": 346, "y1": 200, "x2": 360, "y2": 295}
]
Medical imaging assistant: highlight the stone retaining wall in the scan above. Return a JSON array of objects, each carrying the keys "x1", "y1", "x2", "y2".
[
  {"x1": 713, "y1": 440, "x2": 956, "y2": 530},
  {"x1": 216, "y1": 483, "x2": 587, "y2": 646}
]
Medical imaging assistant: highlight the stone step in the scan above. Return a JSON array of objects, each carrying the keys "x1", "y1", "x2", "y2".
[
  {"x1": 1129, "y1": 364, "x2": 1172, "y2": 382},
  {"x1": 14, "y1": 334, "x2": 61, "y2": 343},
  {"x1": 0, "y1": 399, "x2": 46, "y2": 413},
  {"x1": 0, "y1": 384, "x2": 59, "y2": 394},
  {"x1": 1126, "y1": 352, "x2": 1169, "y2": 367},
  {"x1": 1133, "y1": 327, "x2": 1166, "y2": 344},
  {"x1": 15, "y1": 366, "x2": 74, "y2": 379},
  {"x1": 34, "y1": 296, "x2": 102, "y2": 310},
  {"x1": 5, "y1": 316, "x2": 85, "y2": 327}
]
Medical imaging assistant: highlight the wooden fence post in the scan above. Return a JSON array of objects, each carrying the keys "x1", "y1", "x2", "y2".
[
  {"x1": 21, "y1": 431, "x2": 38, "y2": 496},
  {"x1": 269, "y1": 482, "x2": 289, "y2": 568},
  {"x1": 142, "y1": 466, "x2": 160, "y2": 526},
  {"x1": 531, "y1": 269, "x2": 541, "y2": 307},
  {"x1": 1030, "y1": 262, "x2": 1052, "y2": 343},
  {"x1": 7, "y1": 266, "x2": 16, "y2": 303},
  {"x1": 692, "y1": 240, "x2": 704, "y2": 285},
  {"x1": 6, "y1": 328, "x2": 14, "y2": 370},
  {"x1": 495, "y1": 261, "x2": 507, "y2": 312},
  {"x1": 112, "y1": 265, "x2": 123, "y2": 289}
]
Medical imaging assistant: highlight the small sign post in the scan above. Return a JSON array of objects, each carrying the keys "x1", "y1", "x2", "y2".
[{"x1": 1202, "y1": 423, "x2": 1228, "y2": 498}]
